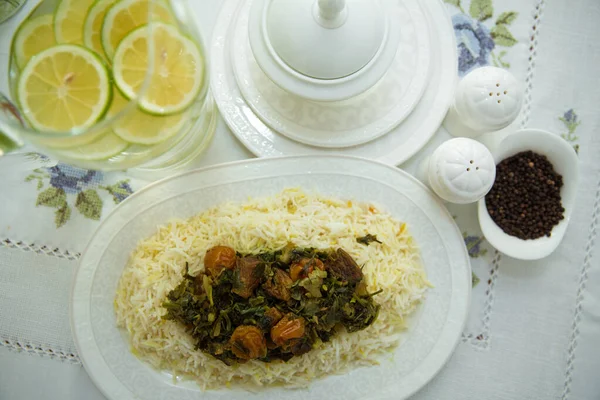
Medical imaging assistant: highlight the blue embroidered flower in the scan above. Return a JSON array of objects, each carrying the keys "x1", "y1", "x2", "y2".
[
  {"x1": 452, "y1": 14, "x2": 496, "y2": 76},
  {"x1": 47, "y1": 164, "x2": 103, "y2": 195},
  {"x1": 563, "y1": 109, "x2": 578, "y2": 125},
  {"x1": 559, "y1": 109, "x2": 581, "y2": 154},
  {"x1": 464, "y1": 234, "x2": 488, "y2": 258}
]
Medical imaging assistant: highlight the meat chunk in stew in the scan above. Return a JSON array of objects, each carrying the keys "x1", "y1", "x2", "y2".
[
  {"x1": 325, "y1": 249, "x2": 363, "y2": 284},
  {"x1": 232, "y1": 256, "x2": 264, "y2": 299},
  {"x1": 262, "y1": 269, "x2": 293, "y2": 301}
]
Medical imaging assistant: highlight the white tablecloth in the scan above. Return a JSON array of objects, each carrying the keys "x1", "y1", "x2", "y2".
[{"x1": 1, "y1": 0, "x2": 600, "y2": 399}]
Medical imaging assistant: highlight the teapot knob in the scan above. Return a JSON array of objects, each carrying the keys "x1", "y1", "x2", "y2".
[{"x1": 315, "y1": 0, "x2": 348, "y2": 28}]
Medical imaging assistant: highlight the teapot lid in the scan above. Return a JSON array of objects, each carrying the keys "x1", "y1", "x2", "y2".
[
  {"x1": 248, "y1": 0, "x2": 401, "y2": 101},
  {"x1": 267, "y1": 0, "x2": 385, "y2": 80}
]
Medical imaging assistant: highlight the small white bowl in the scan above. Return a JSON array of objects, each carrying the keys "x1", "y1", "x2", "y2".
[{"x1": 477, "y1": 129, "x2": 579, "y2": 260}]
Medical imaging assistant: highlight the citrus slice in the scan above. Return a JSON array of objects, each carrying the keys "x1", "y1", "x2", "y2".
[
  {"x1": 54, "y1": 131, "x2": 128, "y2": 160},
  {"x1": 13, "y1": 15, "x2": 57, "y2": 70},
  {"x1": 113, "y1": 23, "x2": 204, "y2": 115},
  {"x1": 101, "y1": 0, "x2": 174, "y2": 60},
  {"x1": 18, "y1": 44, "x2": 112, "y2": 132},
  {"x1": 36, "y1": 127, "x2": 107, "y2": 149},
  {"x1": 110, "y1": 91, "x2": 186, "y2": 144},
  {"x1": 38, "y1": 88, "x2": 125, "y2": 149},
  {"x1": 83, "y1": 0, "x2": 118, "y2": 62},
  {"x1": 54, "y1": 0, "x2": 96, "y2": 44}
]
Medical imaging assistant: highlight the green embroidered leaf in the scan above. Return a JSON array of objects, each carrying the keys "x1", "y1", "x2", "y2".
[
  {"x1": 498, "y1": 50, "x2": 511, "y2": 68},
  {"x1": 443, "y1": 0, "x2": 461, "y2": 7},
  {"x1": 469, "y1": 0, "x2": 493, "y2": 21},
  {"x1": 472, "y1": 272, "x2": 481, "y2": 288},
  {"x1": 55, "y1": 204, "x2": 71, "y2": 228},
  {"x1": 495, "y1": 11, "x2": 518, "y2": 26},
  {"x1": 561, "y1": 132, "x2": 580, "y2": 143},
  {"x1": 36, "y1": 187, "x2": 67, "y2": 209},
  {"x1": 25, "y1": 152, "x2": 41, "y2": 161},
  {"x1": 101, "y1": 181, "x2": 132, "y2": 204},
  {"x1": 491, "y1": 54, "x2": 500, "y2": 67},
  {"x1": 75, "y1": 190, "x2": 103, "y2": 220},
  {"x1": 491, "y1": 25, "x2": 517, "y2": 47},
  {"x1": 559, "y1": 115, "x2": 581, "y2": 134}
]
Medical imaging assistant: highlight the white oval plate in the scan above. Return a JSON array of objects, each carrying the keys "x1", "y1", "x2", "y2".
[
  {"x1": 71, "y1": 155, "x2": 471, "y2": 400},
  {"x1": 211, "y1": 0, "x2": 456, "y2": 165},
  {"x1": 231, "y1": 0, "x2": 431, "y2": 148}
]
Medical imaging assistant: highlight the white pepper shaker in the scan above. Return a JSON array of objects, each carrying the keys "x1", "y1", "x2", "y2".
[
  {"x1": 444, "y1": 66, "x2": 524, "y2": 138},
  {"x1": 420, "y1": 138, "x2": 496, "y2": 204}
]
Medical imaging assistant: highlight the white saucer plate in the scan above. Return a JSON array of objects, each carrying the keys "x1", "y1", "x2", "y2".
[
  {"x1": 231, "y1": 0, "x2": 431, "y2": 148},
  {"x1": 211, "y1": 0, "x2": 457, "y2": 165}
]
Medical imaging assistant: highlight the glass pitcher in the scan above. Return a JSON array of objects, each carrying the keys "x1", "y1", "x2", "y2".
[{"x1": 0, "y1": 0, "x2": 217, "y2": 174}]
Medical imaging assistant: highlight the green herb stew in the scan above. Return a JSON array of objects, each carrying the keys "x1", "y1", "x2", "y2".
[{"x1": 163, "y1": 245, "x2": 382, "y2": 365}]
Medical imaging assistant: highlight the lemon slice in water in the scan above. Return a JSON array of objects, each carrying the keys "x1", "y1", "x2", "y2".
[
  {"x1": 113, "y1": 22, "x2": 204, "y2": 115},
  {"x1": 83, "y1": 0, "x2": 118, "y2": 62},
  {"x1": 110, "y1": 91, "x2": 186, "y2": 145},
  {"x1": 13, "y1": 15, "x2": 56, "y2": 70},
  {"x1": 101, "y1": 0, "x2": 174, "y2": 60},
  {"x1": 54, "y1": 0, "x2": 96, "y2": 44},
  {"x1": 18, "y1": 44, "x2": 112, "y2": 132},
  {"x1": 38, "y1": 87, "x2": 126, "y2": 149},
  {"x1": 54, "y1": 131, "x2": 128, "y2": 161}
]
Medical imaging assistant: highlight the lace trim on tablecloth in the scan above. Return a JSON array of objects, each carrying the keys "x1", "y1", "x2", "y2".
[
  {"x1": 1, "y1": 238, "x2": 81, "y2": 261},
  {"x1": 1, "y1": 337, "x2": 81, "y2": 364},
  {"x1": 562, "y1": 178, "x2": 600, "y2": 400},
  {"x1": 462, "y1": 251, "x2": 501, "y2": 350},
  {"x1": 520, "y1": 0, "x2": 546, "y2": 128}
]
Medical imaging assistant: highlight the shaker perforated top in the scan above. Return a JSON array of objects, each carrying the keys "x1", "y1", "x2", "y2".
[{"x1": 428, "y1": 138, "x2": 496, "y2": 204}]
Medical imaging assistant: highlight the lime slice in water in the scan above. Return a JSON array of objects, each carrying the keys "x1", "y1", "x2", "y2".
[
  {"x1": 110, "y1": 91, "x2": 186, "y2": 145},
  {"x1": 54, "y1": 0, "x2": 96, "y2": 44},
  {"x1": 83, "y1": 0, "x2": 118, "y2": 62},
  {"x1": 18, "y1": 44, "x2": 112, "y2": 132},
  {"x1": 101, "y1": 0, "x2": 174, "y2": 60},
  {"x1": 13, "y1": 14, "x2": 57, "y2": 70},
  {"x1": 112, "y1": 22, "x2": 204, "y2": 115},
  {"x1": 54, "y1": 131, "x2": 128, "y2": 161},
  {"x1": 37, "y1": 87, "x2": 126, "y2": 149}
]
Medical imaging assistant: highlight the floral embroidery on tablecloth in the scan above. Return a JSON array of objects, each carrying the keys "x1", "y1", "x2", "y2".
[
  {"x1": 445, "y1": 0, "x2": 519, "y2": 76},
  {"x1": 560, "y1": 109, "x2": 581, "y2": 154},
  {"x1": 25, "y1": 163, "x2": 133, "y2": 228},
  {"x1": 471, "y1": 272, "x2": 481, "y2": 287},
  {"x1": 464, "y1": 232, "x2": 488, "y2": 259},
  {"x1": 463, "y1": 232, "x2": 488, "y2": 288}
]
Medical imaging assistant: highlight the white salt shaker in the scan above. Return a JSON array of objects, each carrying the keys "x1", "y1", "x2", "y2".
[
  {"x1": 419, "y1": 138, "x2": 496, "y2": 204},
  {"x1": 444, "y1": 66, "x2": 524, "y2": 138}
]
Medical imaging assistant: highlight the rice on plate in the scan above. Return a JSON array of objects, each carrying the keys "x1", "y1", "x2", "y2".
[{"x1": 114, "y1": 188, "x2": 430, "y2": 389}]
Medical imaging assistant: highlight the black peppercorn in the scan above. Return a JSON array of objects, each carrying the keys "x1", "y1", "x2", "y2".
[{"x1": 485, "y1": 151, "x2": 565, "y2": 240}]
